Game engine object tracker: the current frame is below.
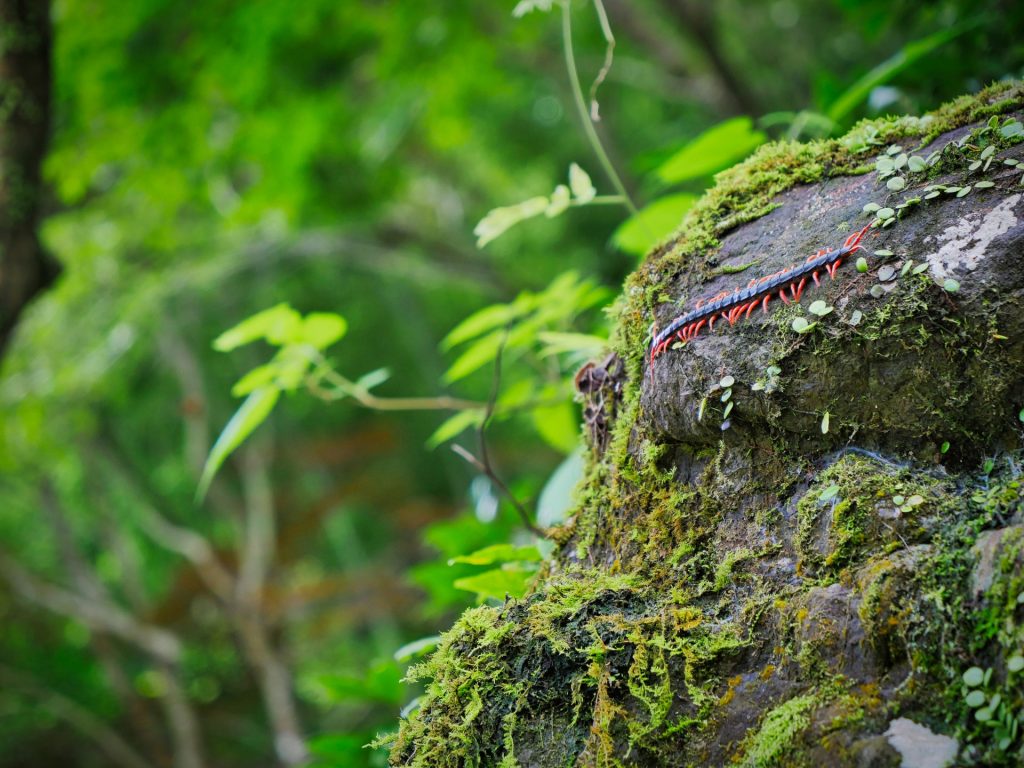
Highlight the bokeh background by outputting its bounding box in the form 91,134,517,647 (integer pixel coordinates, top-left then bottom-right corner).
1,1,1021,766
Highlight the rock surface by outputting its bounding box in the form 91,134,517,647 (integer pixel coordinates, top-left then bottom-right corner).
390,83,1024,768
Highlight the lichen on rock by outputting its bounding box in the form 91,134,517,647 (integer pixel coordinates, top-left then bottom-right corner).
389,82,1024,767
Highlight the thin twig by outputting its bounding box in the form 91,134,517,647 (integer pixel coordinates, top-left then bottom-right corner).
308,357,483,411
561,0,638,214
588,0,616,121
451,445,545,538
450,332,546,538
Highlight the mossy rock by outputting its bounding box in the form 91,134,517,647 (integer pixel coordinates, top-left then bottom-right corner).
389,83,1024,767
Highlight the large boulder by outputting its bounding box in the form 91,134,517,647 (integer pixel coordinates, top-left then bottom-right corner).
390,82,1024,768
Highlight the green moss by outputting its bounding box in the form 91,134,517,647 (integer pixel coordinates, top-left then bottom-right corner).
739,693,818,768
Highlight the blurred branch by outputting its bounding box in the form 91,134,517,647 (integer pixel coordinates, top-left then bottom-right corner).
237,441,276,607
91,441,235,601
234,616,309,767
308,354,483,411
158,325,211,477
156,661,206,768
0,551,181,663
40,481,168,758
656,0,761,115
0,666,150,768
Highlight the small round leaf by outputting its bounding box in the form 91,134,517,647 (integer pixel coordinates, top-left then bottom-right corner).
963,667,985,687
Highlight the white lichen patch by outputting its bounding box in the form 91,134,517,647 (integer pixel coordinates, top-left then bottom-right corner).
923,193,1021,280
884,717,958,768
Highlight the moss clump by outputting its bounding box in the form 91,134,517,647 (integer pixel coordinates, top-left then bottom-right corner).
796,454,948,579
738,692,819,767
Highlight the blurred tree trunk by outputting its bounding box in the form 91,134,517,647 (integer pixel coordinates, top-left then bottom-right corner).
0,0,58,359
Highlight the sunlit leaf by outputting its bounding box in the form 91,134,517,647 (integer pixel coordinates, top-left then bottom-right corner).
427,408,485,448
393,635,442,662
546,184,570,217
197,386,280,501
656,117,766,184
532,399,579,454
474,196,549,247
453,566,535,601
355,367,391,391
298,312,347,350
537,331,607,358
568,163,596,203
213,303,300,351
231,363,280,397
537,448,585,527
442,301,526,350
512,0,555,17
613,194,698,256
448,544,542,566
443,330,505,383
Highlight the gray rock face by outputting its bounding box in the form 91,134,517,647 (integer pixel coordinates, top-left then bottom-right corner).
642,126,1024,464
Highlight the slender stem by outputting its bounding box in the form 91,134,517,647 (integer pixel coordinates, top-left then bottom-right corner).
573,195,625,206
561,0,638,215
588,0,615,121
308,359,483,411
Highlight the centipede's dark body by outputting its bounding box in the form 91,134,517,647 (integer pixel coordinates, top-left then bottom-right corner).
648,224,871,375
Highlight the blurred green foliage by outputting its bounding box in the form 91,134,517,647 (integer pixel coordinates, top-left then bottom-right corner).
0,0,1021,766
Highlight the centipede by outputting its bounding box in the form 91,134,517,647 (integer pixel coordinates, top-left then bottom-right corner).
648,224,872,378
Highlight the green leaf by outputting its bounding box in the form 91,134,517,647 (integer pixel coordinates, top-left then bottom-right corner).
908,156,927,172
532,399,580,455
966,690,987,708
546,184,571,217
792,317,817,334
213,303,301,351
612,194,698,256
442,300,528,350
824,22,977,123
474,196,549,247
1008,655,1024,673
297,313,347,350
512,0,555,16
568,163,596,203
453,566,534,601
393,635,442,662
427,408,485,448
999,120,1024,139
197,386,280,501
232,363,280,397
942,278,960,293
656,117,766,183
444,330,506,382
821,411,830,434
963,666,985,687
808,300,832,317
449,544,543,566
537,331,607,359
355,367,391,391
819,484,840,502
886,177,906,191
537,448,585,527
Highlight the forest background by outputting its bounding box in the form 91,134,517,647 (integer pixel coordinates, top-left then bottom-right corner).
1,1,1021,766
